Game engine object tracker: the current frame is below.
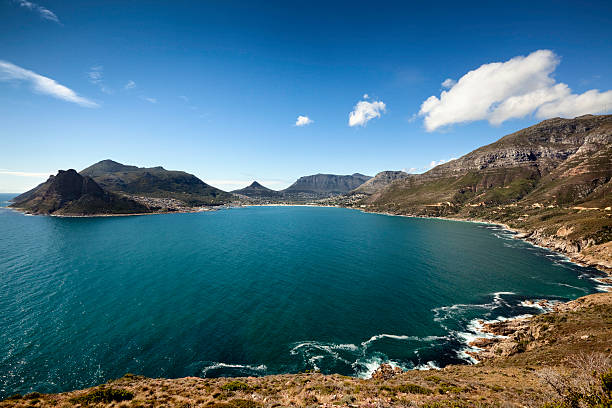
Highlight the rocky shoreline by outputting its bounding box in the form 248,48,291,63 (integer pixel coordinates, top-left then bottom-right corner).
2,292,610,407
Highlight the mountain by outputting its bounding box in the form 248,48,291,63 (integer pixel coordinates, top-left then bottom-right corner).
80,160,232,206
353,170,410,194
360,114,612,271
9,169,150,215
283,173,372,196
231,181,282,198
366,115,612,210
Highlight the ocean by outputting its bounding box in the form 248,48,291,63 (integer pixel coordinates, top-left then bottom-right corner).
0,193,608,397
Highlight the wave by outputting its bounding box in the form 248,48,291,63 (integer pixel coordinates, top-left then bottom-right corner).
589,277,612,293
201,362,267,377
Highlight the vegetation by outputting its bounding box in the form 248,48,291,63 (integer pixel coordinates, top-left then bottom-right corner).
68,387,134,404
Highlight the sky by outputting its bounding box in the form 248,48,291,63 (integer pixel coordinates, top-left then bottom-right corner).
1,0,611,193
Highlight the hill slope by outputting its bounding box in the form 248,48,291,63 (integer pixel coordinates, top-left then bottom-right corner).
359,114,612,270
9,169,150,215
80,160,232,206
353,170,410,194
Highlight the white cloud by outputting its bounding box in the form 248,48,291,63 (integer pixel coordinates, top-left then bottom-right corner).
428,157,458,169
441,78,456,88
419,50,612,131
124,80,136,90
348,98,386,127
0,60,98,107
295,115,313,126
142,97,157,104
0,170,53,177
536,89,612,118
363,93,369,99
14,0,60,24
87,66,112,94
178,95,189,102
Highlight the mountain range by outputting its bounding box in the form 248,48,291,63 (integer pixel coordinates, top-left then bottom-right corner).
8,114,611,271
80,160,232,206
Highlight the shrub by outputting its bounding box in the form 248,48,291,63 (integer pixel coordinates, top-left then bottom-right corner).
538,352,612,407
69,387,134,404
396,383,433,394
221,381,250,391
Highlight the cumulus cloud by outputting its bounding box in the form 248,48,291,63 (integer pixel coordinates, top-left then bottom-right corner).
124,80,136,90
0,60,98,107
419,50,612,131
536,89,612,118
348,98,386,127
295,115,313,126
14,0,60,24
441,78,456,88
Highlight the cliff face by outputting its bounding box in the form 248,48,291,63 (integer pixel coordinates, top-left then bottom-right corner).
10,169,150,215
368,115,611,209
81,160,232,206
283,173,371,196
353,170,410,194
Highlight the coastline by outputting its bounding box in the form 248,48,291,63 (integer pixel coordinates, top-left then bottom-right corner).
3,291,610,407
7,200,611,277
354,207,612,278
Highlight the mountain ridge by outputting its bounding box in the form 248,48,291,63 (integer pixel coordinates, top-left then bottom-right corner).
80,160,232,206
9,169,150,215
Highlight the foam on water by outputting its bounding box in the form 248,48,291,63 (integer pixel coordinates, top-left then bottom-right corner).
201,363,268,377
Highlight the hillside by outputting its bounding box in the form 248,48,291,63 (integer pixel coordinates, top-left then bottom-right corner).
81,160,232,206
9,169,150,216
231,181,282,199
282,173,371,198
2,292,610,407
355,115,612,271
353,170,410,194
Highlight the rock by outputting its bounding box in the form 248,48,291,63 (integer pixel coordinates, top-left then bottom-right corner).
371,364,402,380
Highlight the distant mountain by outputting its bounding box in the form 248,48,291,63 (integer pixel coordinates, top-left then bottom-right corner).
80,160,232,206
366,115,612,210
283,173,371,196
231,181,282,198
10,169,149,215
353,170,410,194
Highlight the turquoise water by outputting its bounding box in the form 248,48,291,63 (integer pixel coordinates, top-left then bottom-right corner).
0,193,608,397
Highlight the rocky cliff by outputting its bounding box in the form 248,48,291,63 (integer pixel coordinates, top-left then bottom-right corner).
283,173,371,197
353,170,410,194
10,169,150,216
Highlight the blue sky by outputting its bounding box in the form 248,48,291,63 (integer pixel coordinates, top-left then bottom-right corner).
1,0,611,193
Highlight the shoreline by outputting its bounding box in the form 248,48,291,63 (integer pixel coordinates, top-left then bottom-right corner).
354,207,612,277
